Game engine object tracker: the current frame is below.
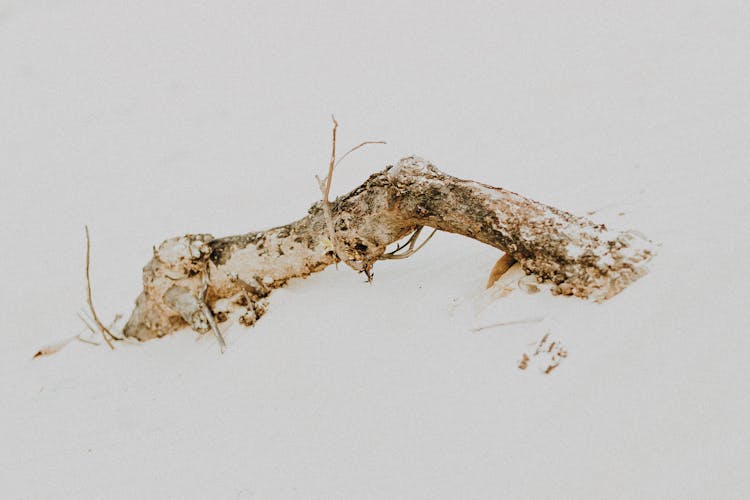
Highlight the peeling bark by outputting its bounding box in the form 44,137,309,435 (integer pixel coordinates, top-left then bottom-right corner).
123,157,654,342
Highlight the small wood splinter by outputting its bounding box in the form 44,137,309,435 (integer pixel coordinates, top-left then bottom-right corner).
199,276,227,353
486,253,517,289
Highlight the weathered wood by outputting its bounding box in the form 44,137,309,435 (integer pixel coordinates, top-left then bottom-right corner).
123,157,654,342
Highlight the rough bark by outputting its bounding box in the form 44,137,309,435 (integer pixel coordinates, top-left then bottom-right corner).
123,157,654,342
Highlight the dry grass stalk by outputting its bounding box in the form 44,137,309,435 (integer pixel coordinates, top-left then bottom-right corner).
84,226,119,349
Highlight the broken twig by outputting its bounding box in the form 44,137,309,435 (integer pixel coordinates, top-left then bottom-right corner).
84,226,119,349
315,116,386,274
199,275,227,353
470,318,544,332
380,226,438,260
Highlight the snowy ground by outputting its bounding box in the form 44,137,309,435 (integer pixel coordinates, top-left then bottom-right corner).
1,2,749,498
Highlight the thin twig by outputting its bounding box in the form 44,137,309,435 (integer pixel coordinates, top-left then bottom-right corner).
315,116,344,266
315,116,385,272
322,115,338,202
385,227,424,255
78,310,122,339
469,317,544,332
334,140,386,169
33,310,122,357
380,227,438,260
76,335,101,346
84,226,117,349
77,311,99,336
201,302,226,353
199,274,227,353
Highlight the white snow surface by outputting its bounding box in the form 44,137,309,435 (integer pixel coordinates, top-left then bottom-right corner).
1,2,749,499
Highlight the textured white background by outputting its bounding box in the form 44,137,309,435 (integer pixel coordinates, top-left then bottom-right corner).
1,1,749,498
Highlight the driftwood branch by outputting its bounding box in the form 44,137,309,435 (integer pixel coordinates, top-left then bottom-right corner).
123,157,654,342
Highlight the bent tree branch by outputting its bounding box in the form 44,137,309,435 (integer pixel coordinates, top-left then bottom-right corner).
123,157,654,342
